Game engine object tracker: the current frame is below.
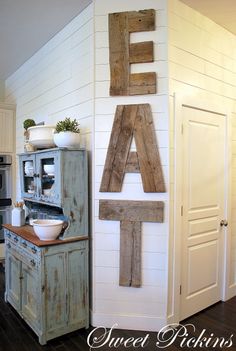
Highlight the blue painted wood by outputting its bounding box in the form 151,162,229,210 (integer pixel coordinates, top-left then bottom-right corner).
18,148,88,238
4,229,89,345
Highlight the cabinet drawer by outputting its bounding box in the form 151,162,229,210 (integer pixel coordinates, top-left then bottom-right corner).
5,238,40,270
20,239,40,257
5,230,40,258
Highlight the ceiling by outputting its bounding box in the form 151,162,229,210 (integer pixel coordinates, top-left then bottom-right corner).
0,0,236,81
180,0,236,35
0,0,91,80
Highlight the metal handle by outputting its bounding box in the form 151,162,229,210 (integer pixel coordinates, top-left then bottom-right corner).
220,219,228,227
31,247,37,254
7,243,11,249
14,236,19,243
22,241,27,248
30,259,36,267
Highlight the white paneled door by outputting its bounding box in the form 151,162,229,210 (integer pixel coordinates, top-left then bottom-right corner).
180,105,226,320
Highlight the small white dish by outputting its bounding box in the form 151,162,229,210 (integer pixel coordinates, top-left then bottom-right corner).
43,164,55,175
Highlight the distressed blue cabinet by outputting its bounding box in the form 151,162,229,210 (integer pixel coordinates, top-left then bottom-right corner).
19,148,88,238
4,228,89,345
5,148,89,344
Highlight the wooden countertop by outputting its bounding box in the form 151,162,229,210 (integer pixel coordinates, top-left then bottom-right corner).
3,224,89,247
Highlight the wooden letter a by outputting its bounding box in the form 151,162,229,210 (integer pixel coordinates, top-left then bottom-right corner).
100,104,165,193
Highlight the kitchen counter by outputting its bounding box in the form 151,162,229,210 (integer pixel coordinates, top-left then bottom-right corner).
3,224,88,247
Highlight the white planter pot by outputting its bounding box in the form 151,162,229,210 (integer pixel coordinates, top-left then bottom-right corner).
28,125,55,148
53,131,80,148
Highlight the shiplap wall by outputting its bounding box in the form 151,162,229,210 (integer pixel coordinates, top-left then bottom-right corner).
92,0,169,330
4,4,94,201
168,0,236,314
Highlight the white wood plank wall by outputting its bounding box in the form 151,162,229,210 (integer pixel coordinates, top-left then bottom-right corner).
4,4,94,201
168,0,236,310
92,0,169,331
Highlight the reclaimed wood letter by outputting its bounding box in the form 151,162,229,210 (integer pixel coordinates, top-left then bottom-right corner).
100,104,166,193
99,200,164,287
109,9,156,95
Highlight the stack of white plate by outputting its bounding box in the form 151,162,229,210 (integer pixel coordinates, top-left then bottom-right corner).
24,161,34,176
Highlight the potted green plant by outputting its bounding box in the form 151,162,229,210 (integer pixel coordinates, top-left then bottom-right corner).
23,119,36,151
23,119,36,139
53,117,80,148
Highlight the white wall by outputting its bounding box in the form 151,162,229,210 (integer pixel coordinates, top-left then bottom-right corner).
0,80,5,101
5,4,94,200
92,0,170,331
4,0,171,332
168,0,236,317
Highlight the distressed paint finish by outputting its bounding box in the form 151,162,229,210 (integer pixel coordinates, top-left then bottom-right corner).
21,263,41,332
19,148,88,238
99,200,164,287
4,229,89,345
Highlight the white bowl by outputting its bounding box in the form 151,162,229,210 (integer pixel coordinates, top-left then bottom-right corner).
28,125,56,148
43,164,55,175
53,131,80,148
32,219,63,241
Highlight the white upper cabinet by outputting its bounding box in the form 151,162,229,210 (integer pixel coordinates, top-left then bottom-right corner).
0,105,15,153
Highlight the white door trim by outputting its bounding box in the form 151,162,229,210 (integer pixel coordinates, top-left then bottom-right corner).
170,93,232,324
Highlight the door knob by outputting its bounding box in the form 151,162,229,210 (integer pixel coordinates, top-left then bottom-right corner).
220,219,228,227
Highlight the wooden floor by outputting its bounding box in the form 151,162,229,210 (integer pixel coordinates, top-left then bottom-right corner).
0,264,235,351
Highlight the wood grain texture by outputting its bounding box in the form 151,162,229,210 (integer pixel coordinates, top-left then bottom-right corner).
109,12,129,96
134,104,166,192
99,104,165,193
119,220,141,287
127,9,155,32
109,9,156,96
129,72,156,95
99,199,164,288
3,224,88,247
99,105,138,192
125,152,140,173
129,41,154,63
99,200,164,222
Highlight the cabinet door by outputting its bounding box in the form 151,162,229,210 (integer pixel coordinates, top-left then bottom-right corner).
36,151,61,206
0,109,14,153
19,154,37,199
68,247,88,327
21,263,41,331
45,252,67,333
5,250,21,311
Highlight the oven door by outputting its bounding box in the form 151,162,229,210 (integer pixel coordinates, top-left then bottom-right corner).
0,206,11,242
0,166,11,199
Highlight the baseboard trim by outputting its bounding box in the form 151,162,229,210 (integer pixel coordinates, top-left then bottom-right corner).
90,312,167,332
227,283,236,300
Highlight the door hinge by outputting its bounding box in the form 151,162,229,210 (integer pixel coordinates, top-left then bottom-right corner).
180,285,182,295
181,206,183,216
181,124,184,134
